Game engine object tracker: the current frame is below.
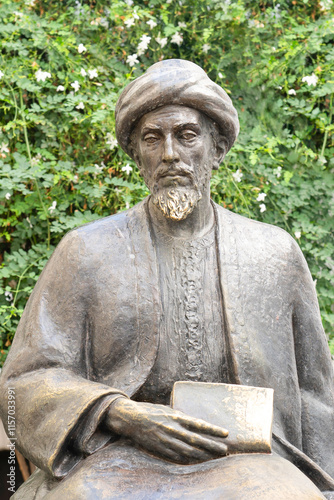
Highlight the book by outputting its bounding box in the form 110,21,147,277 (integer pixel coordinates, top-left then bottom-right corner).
171,381,274,454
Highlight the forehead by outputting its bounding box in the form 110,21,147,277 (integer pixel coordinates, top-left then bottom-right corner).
137,105,205,131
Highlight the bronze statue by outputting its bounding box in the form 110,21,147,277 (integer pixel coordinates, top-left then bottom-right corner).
0,59,333,499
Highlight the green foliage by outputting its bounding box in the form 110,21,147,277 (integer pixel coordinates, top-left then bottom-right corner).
0,0,333,364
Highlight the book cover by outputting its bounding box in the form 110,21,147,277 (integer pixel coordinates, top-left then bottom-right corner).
171,381,274,454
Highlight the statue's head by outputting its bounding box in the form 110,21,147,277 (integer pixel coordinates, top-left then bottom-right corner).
115,59,239,221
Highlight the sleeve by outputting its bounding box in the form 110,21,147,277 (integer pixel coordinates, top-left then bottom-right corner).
0,230,128,478
291,240,334,479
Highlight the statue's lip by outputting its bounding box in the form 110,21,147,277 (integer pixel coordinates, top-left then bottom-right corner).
158,172,190,179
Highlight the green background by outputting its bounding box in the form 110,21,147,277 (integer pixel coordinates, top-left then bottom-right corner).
0,0,333,365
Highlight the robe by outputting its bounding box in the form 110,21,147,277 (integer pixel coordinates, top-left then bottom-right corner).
0,197,333,497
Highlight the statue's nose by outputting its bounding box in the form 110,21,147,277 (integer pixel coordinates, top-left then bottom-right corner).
162,135,180,163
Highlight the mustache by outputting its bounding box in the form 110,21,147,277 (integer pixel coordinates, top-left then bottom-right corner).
154,164,194,181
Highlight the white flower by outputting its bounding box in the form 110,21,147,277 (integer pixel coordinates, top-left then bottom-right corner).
218,72,223,78
48,201,57,213
288,89,296,95
31,153,42,165
259,203,266,213
94,163,104,172
13,11,23,17
74,0,84,17
26,217,33,228
137,44,147,55
147,19,157,29
140,35,152,44
122,163,133,175
5,192,11,200
256,192,267,202
99,17,109,28
88,69,98,79
126,54,139,67
137,34,151,55
124,18,135,28
76,102,84,110
35,69,51,82
0,142,10,153
125,201,130,209
178,22,187,28
272,47,276,51
5,291,13,302
232,169,243,183
133,11,139,20
56,85,65,91
0,70,4,79
71,81,80,92
106,133,118,149
202,43,211,53
78,43,87,53
249,19,264,28
73,174,79,183
294,231,301,239
80,68,87,77
274,166,282,178
125,0,133,4
155,36,168,48
171,32,183,46
320,0,333,11
302,73,318,86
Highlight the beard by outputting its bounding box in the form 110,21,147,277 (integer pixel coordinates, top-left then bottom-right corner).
141,161,211,221
151,184,202,221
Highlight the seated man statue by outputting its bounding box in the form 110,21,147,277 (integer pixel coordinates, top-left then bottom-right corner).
1,59,334,499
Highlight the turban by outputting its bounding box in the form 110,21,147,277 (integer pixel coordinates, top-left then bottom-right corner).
115,59,239,159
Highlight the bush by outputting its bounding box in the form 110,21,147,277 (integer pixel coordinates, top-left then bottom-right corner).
0,0,333,365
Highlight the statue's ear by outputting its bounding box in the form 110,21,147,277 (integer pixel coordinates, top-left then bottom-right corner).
212,136,228,170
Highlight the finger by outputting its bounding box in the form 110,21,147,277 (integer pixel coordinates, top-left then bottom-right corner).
159,422,228,453
144,440,194,464
173,430,228,456
156,435,214,464
154,445,184,463
175,415,229,438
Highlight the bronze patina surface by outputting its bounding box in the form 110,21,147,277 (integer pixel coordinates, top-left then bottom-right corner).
20,443,326,500
0,59,333,499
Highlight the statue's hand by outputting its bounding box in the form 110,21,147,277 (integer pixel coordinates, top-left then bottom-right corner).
105,397,228,464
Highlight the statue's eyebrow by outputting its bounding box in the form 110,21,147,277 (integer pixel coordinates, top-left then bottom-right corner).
173,122,201,133
140,122,201,138
141,125,162,136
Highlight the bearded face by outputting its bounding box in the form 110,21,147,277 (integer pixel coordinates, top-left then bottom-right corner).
147,161,211,221
132,105,221,221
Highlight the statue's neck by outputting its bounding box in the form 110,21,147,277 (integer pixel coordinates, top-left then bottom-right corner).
148,186,214,240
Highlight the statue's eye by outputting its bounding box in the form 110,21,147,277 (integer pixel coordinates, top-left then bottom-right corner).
179,131,197,141
144,134,159,144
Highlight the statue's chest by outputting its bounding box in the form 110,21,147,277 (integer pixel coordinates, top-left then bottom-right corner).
134,227,229,404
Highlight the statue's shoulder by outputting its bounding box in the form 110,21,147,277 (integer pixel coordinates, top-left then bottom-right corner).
57,199,148,254
214,202,299,258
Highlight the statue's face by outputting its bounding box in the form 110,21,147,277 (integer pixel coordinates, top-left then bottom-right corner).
133,105,217,221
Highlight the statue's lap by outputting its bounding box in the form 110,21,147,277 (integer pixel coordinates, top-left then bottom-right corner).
16,440,325,500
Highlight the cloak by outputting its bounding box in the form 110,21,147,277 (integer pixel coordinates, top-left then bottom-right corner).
0,198,333,495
